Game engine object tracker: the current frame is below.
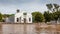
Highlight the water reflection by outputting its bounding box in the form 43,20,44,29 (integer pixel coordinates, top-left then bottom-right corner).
0,24,60,34
35,24,56,34
0,24,2,34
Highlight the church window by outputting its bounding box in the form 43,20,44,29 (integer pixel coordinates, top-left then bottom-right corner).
17,18,19,22
29,18,31,22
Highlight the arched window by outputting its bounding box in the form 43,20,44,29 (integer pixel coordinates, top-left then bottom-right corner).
29,18,31,22
17,18,19,22
23,13,27,15
24,18,26,23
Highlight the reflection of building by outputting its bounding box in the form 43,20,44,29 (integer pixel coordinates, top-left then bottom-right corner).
5,9,32,23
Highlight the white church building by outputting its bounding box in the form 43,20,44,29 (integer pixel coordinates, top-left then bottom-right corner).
5,9,32,23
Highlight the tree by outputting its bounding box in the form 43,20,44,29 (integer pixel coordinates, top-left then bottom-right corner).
46,4,60,23
32,12,44,23
1,14,14,22
46,4,53,11
53,11,60,23
44,11,53,23
0,13,2,22
2,14,14,18
46,4,60,12
53,4,60,11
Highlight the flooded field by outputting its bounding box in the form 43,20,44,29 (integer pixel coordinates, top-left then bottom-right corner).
0,23,60,34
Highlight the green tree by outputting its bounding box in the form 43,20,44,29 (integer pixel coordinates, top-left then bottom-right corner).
32,12,44,23
0,13,2,22
53,11,60,23
44,11,53,23
53,4,60,11
46,4,60,12
46,4,53,11
2,14,14,18
46,4,60,23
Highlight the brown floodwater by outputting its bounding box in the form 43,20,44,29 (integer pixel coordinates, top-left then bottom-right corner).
0,23,60,34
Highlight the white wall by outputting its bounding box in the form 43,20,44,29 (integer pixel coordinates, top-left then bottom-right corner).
14,11,32,23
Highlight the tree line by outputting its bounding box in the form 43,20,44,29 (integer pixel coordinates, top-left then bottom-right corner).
0,13,14,22
0,3,60,23
32,3,60,23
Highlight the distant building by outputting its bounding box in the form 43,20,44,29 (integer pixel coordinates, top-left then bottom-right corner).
5,9,32,23
50,18,60,24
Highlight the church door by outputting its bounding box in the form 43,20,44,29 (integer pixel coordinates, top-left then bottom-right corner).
24,18,26,23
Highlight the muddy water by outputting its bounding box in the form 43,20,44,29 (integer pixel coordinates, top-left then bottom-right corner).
0,24,60,34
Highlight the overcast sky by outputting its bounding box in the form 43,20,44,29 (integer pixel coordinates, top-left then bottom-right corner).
0,0,60,14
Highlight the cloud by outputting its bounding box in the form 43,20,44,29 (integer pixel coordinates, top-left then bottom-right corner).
0,0,60,14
